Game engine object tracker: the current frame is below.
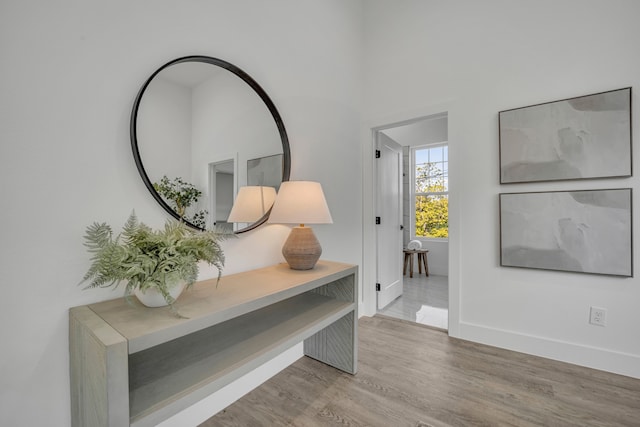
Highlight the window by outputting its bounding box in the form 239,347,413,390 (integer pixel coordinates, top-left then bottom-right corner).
412,143,448,239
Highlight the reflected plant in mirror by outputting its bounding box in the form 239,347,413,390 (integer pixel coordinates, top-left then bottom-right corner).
153,176,208,229
131,56,290,233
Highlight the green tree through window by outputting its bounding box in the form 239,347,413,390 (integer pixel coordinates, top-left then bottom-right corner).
413,144,448,238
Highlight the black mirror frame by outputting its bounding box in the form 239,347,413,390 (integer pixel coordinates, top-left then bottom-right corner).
130,56,291,233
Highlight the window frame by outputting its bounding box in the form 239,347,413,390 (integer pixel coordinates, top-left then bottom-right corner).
410,142,449,242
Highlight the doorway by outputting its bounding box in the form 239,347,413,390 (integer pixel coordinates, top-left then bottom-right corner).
374,113,449,330
209,159,235,232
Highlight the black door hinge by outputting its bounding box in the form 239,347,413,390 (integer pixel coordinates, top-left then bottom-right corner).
375,216,381,225
375,150,381,158
400,225,404,230
376,283,381,291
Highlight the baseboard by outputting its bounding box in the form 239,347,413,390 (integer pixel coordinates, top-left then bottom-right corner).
458,321,640,379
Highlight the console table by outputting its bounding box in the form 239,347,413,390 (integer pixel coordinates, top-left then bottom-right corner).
69,260,358,427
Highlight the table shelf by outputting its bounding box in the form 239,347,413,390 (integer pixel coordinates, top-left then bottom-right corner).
70,260,358,427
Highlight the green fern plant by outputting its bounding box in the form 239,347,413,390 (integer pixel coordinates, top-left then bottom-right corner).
80,211,232,311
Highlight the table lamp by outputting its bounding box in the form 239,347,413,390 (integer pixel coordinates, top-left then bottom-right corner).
228,186,277,223
267,181,333,270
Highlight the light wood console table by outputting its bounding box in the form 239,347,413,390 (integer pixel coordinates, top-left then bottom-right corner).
69,260,358,427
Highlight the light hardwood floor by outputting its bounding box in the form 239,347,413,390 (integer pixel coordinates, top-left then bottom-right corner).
202,316,640,426
378,275,448,329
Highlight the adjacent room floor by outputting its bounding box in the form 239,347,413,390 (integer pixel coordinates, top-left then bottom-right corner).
204,316,640,426
377,274,448,330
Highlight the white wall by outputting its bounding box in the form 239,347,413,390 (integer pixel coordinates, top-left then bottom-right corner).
363,0,640,378
137,76,192,183
0,1,363,426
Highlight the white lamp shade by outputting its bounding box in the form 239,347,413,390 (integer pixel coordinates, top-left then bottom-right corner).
268,181,333,225
227,186,277,223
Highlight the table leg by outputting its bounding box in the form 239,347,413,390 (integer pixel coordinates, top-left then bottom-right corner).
403,254,409,276
421,253,429,276
409,254,414,278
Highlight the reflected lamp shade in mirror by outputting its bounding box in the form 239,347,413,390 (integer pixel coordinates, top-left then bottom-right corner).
267,181,333,270
227,186,277,224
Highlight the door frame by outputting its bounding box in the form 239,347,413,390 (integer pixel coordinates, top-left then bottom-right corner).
361,102,460,338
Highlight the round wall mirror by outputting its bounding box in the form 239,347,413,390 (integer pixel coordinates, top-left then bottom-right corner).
131,56,290,233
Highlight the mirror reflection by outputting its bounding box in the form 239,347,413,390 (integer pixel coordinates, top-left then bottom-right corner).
131,56,290,233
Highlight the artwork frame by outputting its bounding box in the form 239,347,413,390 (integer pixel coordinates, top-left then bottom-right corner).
499,87,632,184
499,188,633,277
247,153,284,190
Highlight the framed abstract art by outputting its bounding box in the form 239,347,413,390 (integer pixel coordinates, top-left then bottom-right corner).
500,188,632,277
499,87,631,184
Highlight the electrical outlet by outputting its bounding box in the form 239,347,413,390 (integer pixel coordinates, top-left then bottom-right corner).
589,307,607,326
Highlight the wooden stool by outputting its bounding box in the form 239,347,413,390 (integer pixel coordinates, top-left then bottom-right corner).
403,249,429,278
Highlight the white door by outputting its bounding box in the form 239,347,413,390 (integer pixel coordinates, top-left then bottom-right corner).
376,132,404,310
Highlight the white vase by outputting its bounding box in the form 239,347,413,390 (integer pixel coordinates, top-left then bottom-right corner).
134,280,187,308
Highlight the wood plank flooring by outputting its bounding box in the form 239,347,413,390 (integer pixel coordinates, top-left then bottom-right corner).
201,316,640,427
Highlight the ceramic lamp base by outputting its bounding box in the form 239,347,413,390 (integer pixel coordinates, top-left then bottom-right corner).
282,226,322,270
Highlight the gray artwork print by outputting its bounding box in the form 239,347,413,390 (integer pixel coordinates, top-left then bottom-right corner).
499,88,631,183
500,189,632,276
248,153,283,189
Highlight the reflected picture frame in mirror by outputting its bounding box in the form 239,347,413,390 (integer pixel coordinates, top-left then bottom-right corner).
130,56,290,233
